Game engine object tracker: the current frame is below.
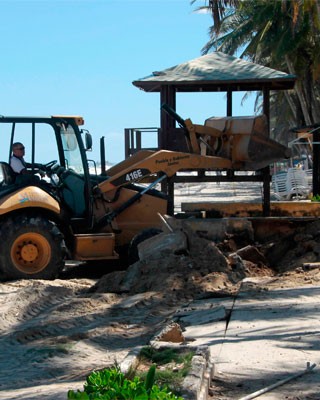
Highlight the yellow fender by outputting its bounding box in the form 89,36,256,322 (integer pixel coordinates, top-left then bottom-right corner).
0,186,60,215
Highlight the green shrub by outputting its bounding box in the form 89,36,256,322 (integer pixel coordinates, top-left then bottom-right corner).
67,365,183,400
139,346,194,368
137,346,195,396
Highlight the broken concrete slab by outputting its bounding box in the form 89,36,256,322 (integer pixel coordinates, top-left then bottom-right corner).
160,214,254,243
181,350,212,400
153,322,185,343
138,231,188,261
174,281,320,398
232,244,267,265
178,305,227,326
214,284,320,399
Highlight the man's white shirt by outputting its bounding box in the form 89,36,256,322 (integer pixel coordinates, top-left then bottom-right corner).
10,156,26,174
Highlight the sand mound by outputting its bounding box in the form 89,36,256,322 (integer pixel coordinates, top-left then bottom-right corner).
91,227,272,298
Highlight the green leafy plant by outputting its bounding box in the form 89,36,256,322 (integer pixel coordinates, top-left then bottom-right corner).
137,346,195,395
145,364,156,394
139,346,193,366
67,364,183,400
311,194,320,202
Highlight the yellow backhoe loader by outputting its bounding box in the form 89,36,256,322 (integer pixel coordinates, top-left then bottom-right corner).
0,108,290,280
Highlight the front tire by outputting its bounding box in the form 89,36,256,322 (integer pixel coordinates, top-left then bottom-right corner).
0,214,66,280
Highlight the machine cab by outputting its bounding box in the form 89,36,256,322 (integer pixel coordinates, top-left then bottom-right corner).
0,115,93,228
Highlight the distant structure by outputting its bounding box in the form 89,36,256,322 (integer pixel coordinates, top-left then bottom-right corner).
132,52,296,215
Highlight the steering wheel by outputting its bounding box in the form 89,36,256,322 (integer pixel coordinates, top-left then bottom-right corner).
43,160,58,173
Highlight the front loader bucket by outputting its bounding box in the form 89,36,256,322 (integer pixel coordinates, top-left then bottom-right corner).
231,133,292,170
205,115,291,170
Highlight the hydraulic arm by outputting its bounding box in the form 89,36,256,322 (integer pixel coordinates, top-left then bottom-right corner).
96,105,291,195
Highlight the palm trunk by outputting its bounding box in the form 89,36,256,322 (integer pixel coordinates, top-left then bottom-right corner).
284,91,297,119
285,55,313,126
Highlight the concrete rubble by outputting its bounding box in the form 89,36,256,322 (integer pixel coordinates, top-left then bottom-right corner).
116,217,320,399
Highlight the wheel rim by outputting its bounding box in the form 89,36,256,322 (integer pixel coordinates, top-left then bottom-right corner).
11,233,51,274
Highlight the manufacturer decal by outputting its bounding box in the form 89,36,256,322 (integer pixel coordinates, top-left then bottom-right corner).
112,168,150,186
155,154,190,167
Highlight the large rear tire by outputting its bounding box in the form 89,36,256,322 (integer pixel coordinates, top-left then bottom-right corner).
0,214,66,280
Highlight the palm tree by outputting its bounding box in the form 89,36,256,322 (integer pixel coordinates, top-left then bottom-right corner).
193,0,320,131
191,0,240,35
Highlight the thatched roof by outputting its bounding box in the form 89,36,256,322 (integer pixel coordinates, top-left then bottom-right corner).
133,52,296,92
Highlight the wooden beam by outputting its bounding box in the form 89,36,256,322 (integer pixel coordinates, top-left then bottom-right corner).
227,90,232,116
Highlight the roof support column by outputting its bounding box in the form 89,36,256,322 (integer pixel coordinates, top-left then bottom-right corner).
160,85,176,215
263,88,270,124
226,90,233,180
227,89,232,116
160,85,176,150
313,129,320,196
262,88,271,216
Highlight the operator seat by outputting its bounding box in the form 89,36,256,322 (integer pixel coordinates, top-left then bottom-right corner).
0,162,16,186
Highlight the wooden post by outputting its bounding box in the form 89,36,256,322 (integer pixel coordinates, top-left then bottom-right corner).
227,89,232,117
226,89,234,179
262,88,271,216
313,129,320,196
160,85,176,215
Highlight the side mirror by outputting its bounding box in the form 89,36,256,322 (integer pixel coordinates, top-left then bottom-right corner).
85,132,93,151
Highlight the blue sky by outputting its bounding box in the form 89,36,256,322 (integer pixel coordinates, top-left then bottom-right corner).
0,0,255,164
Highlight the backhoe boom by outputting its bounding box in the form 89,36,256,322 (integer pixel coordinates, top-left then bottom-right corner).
96,150,232,194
